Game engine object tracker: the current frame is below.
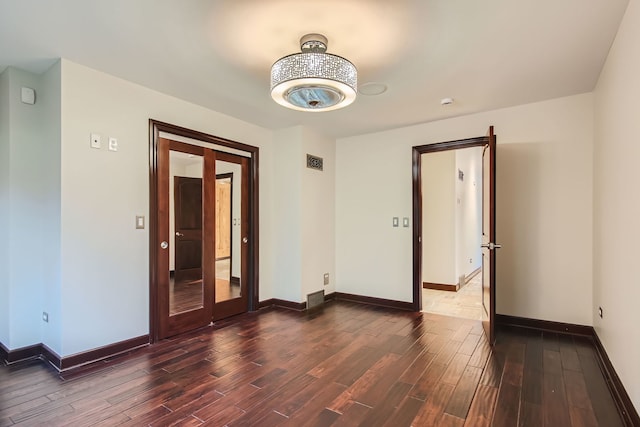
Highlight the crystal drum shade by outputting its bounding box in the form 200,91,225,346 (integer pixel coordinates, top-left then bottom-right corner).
270,37,357,112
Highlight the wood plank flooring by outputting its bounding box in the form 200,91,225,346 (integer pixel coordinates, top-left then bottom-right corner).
422,274,482,321
0,301,625,426
170,259,240,315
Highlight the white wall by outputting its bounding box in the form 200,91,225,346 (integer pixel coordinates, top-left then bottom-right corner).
0,65,61,351
272,127,303,302
58,59,275,356
271,126,336,302
300,127,336,299
39,61,62,353
0,68,10,346
7,67,45,349
455,147,483,279
337,93,594,325
422,150,457,285
593,0,639,411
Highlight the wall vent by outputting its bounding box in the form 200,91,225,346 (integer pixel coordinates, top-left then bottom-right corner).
307,154,323,171
307,290,325,309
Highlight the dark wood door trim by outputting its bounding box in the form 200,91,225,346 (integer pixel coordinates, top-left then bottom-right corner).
149,120,259,343
411,134,490,312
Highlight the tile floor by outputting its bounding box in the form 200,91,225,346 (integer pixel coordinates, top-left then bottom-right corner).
421,272,483,320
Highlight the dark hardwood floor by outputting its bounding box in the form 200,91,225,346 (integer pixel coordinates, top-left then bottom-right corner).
170,279,241,315
0,301,625,426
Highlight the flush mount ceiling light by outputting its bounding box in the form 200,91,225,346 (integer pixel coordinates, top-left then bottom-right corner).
271,34,357,112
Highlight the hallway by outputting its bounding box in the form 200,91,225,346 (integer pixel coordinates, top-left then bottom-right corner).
422,273,483,321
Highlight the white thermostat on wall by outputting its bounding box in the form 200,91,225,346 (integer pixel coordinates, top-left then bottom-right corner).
21,87,36,105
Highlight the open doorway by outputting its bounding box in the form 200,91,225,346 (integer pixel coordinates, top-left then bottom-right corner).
412,127,497,344
420,146,483,320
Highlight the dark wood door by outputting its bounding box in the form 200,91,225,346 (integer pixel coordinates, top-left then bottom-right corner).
481,126,498,345
156,138,214,339
212,152,249,321
155,138,252,338
174,176,203,283
150,120,259,343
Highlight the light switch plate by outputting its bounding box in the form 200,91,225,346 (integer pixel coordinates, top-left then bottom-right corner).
403,217,410,227
393,217,399,227
136,215,145,229
108,137,118,152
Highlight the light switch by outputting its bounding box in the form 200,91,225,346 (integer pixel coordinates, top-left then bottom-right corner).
393,217,399,227
136,215,145,229
403,217,410,227
108,137,118,152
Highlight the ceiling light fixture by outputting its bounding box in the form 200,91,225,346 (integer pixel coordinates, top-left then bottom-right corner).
271,34,357,112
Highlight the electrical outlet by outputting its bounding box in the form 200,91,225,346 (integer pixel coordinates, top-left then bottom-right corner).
42,312,49,323
598,307,603,318
323,273,329,286
90,133,101,149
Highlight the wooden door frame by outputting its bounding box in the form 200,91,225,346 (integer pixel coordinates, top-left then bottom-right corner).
411,135,489,312
149,120,259,343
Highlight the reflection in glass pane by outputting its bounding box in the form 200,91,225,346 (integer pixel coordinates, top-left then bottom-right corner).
169,150,204,316
215,160,242,303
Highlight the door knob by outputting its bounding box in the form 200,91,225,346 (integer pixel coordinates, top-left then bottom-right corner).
160,241,168,249
175,232,184,237
481,242,502,250
242,237,248,243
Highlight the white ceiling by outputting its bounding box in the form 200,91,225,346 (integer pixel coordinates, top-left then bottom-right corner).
0,0,629,139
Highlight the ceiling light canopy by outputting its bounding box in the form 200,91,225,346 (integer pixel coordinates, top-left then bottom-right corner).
271,34,357,112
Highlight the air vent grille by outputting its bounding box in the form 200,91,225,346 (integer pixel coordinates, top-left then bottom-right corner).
307,154,323,171
307,290,325,309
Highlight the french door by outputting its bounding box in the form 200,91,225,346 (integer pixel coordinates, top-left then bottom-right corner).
154,137,250,339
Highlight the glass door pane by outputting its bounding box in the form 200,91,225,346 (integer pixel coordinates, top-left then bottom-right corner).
169,150,204,315
214,160,242,303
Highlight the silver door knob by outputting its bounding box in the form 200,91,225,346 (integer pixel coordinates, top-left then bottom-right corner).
242,237,248,243
175,232,184,237
160,241,168,249
481,242,502,250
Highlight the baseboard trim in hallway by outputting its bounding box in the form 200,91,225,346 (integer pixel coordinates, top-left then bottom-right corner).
422,281,459,292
